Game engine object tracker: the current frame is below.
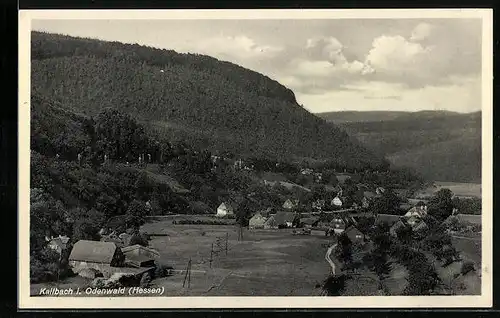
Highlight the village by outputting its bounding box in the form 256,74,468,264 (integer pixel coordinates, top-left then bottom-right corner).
32,155,482,297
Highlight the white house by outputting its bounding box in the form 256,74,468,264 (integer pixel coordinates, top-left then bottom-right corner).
216,202,234,217
331,196,343,207
404,205,428,218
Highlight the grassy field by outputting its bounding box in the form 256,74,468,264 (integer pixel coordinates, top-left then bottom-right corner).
141,221,334,296
415,182,481,199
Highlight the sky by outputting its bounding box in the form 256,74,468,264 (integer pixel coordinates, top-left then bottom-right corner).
32,18,483,114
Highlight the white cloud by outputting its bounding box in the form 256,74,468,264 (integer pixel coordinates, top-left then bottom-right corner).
365,35,435,81
194,35,284,60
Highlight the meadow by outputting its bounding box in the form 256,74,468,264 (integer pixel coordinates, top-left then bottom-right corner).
415,182,481,199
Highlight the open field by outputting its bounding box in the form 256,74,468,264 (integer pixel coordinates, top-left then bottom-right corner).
415,182,481,199
142,222,335,296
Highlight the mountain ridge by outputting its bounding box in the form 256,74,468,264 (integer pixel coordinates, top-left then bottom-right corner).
31,31,388,171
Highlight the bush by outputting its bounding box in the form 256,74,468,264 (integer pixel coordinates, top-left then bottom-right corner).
461,261,475,275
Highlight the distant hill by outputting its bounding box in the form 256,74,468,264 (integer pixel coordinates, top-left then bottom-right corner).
31,31,387,171
317,111,410,124
317,111,481,183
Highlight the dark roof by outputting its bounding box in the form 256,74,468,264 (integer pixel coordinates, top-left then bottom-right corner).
301,217,320,225
344,226,363,236
363,191,377,199
69,240,118,263
376,214,401,226
274,211,297,224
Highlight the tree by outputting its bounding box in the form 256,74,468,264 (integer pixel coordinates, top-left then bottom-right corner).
371,190,401,216
72,219,100,242
428,188,454,222
336,233,353,267
395,224,412,245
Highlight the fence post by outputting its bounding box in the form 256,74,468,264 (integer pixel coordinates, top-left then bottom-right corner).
210,242,213,268
182,259,190,288
225,232,228,255
187,258,192,288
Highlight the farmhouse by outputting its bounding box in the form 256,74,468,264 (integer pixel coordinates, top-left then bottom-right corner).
216,202,234,217
68,240,125,278
330,216,347,234
121,244,159,268
249,212,267,229
404,205,428,218
331,196,343,207
344,226,365,243
282,199,299,210
411,220,429,233
273,211,297,228
406,215,421,227
301,217,320,228
375,214,401,227
390,220,409,237
264,216,278,229
362,191,377,208
312,199,326,211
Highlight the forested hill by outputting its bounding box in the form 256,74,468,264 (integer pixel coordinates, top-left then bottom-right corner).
31,31,387,170
317,111,481,183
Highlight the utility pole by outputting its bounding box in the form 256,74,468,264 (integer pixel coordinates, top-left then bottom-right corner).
183,258,192,288
225,232,228,256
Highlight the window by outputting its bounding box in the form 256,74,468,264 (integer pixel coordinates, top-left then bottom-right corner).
356,235,362,239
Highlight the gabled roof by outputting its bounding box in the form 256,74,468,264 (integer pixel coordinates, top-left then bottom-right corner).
363,191,377,199
376,214,401,226
344,226,363,236
274,211,297,224
301,217,320,225
69,240,118,264
218,202,234,211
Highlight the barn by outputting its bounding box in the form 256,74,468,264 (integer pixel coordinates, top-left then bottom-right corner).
216,202,234,217
68,240,125,278
249,213,267,229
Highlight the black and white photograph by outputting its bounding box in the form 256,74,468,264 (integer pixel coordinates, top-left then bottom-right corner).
18,9,492,309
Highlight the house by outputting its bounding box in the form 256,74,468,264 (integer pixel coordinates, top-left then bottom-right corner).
330,216,347,234
301,168,313,175
121,245,159,268
406,215,421,227
273,211,297,228
390,220,409,237
404,205,428,218
47,235,70,254
68,240,125,278
331,196,343,207
312,199,326,211
375,214,401,227
264,215,278,229
362,191,377,208
249,213,267,229
376,187,386,195
412,220,429,233
282,199,299,210
216,202,235,217
344,226,365,243
301,217,320,228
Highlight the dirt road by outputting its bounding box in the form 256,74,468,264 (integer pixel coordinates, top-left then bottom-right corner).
325,244,338,275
